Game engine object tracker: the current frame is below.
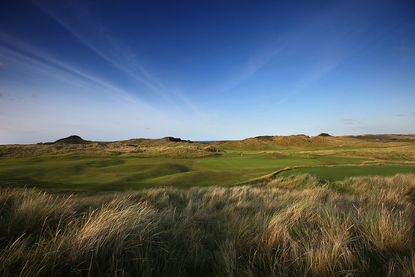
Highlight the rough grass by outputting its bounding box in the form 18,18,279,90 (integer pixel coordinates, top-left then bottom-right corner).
277,165,415,181
0,138,221,158
1,174,415,276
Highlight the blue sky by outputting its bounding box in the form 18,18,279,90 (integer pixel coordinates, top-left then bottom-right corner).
1,0,415,143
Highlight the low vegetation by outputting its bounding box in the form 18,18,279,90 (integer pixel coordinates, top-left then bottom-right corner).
1,174,415,276
0,136,219,158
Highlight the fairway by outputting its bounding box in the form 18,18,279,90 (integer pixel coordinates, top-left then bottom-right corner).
0,152,332,191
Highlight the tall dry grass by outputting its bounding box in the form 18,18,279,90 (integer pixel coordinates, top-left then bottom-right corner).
1,174,415,276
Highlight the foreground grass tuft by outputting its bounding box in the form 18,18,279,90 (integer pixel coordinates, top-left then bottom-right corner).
1,174,415,276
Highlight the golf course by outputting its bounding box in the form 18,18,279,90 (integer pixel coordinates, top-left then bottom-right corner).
2,135,415,276
1,134,415,192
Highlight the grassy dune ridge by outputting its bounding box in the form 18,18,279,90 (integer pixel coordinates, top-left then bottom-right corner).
1,174,415,276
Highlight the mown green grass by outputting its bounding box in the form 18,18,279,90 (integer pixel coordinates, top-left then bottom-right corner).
0,151,365,191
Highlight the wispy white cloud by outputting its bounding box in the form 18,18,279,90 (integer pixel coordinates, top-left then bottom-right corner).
32,0,165,96
219,41,286,93
30,0,206,118
0,41,152,109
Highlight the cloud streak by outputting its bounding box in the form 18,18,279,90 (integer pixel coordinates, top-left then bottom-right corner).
31,0,208,118
0,35,162,114
32,0,170,99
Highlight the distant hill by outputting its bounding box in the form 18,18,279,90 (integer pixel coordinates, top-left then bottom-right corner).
54,135,91,144
350,134,415,142
215,134,363,150
0,135,218,158
162,137,193,143
1,134,415,158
